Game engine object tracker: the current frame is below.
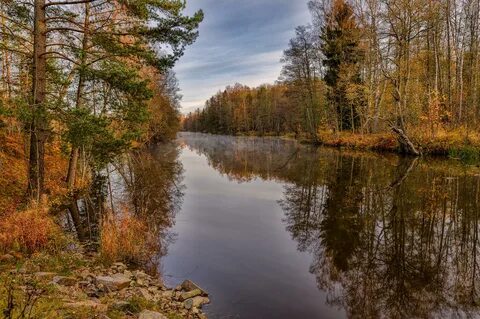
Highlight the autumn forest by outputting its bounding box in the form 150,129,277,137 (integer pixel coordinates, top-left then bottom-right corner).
183,0,480,158
2,0,480,318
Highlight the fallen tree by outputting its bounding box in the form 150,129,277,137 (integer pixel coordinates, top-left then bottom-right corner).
391,126,421,156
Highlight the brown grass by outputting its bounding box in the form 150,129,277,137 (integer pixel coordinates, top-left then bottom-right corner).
318,126,480,157
100,211,160,266
0,201,62,254
318,131,398,152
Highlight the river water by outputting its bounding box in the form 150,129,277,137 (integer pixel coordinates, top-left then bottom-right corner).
154,132,480,319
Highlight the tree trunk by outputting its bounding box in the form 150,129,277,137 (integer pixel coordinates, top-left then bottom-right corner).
28,0,48,200
392,126,421,156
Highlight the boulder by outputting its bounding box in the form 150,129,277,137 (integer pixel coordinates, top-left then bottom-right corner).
184,296,210,310
180,289,202,301
96,274,131,291
181,280,208,296
138,310,167,319
191,296,210,308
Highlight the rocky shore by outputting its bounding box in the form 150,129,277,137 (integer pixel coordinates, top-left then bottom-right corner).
1,253,210,319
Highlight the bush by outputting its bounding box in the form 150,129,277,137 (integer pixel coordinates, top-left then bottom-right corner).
0,201,63,255
100,211,159,267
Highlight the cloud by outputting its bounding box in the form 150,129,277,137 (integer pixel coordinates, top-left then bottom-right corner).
174,0,312,114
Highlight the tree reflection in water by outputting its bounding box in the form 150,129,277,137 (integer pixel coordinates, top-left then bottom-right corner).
112,144,185,258
179,133,480,319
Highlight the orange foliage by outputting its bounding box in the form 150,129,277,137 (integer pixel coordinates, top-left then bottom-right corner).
0,201,62,254
100,210,160,266
318,131,398,152
0,133,28,212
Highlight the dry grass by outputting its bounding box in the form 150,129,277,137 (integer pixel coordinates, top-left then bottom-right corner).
0,200,63,255
100,210,160,267
318,126,480,160
318,130,398,152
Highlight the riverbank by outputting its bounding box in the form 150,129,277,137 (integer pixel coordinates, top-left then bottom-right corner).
0,131,208,318
224,127,480,162
0,249,209,319
317,128,480,161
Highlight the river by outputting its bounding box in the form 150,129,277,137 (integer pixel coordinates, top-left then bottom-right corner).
148,132,480,319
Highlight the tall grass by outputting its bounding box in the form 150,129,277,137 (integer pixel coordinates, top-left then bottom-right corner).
0,201,63,255
100,211,160,267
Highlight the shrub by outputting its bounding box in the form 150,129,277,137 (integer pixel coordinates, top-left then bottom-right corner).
0,201,63,255
100,211,160,267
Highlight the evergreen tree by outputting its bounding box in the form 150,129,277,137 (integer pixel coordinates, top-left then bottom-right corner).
320,0,365,132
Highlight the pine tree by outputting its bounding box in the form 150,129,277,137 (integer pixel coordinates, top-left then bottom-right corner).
320,0,365,132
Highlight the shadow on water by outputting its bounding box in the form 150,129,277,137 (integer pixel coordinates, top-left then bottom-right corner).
177,132,480,319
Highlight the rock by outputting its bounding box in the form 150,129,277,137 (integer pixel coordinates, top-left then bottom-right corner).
180,289,202,301
197,314,207,319
181,280,208,296
95,273,131,291
138,310,167,319
137,288,154,301
0,254,15,263
184,298,193,310
112,262,127,272
34,272,57,280
136,278,148,287
161,290,173,299
52,276,77,286
191,296,210,308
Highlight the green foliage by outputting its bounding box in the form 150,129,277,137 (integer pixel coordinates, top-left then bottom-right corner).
321,0,365,132
449,147,480,164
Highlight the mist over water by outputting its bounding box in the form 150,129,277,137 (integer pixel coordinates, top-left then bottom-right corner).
156,133,480,319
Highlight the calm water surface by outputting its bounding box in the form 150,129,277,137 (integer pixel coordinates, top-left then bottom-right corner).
156,133,480,319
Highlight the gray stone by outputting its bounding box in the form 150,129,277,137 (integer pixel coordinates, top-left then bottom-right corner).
180,289,202,301
191,296,210,308
161,290,173,299
96,273,131,291
52,276,77,286
184,298,193,310
181,280,208,296
138,310,167,319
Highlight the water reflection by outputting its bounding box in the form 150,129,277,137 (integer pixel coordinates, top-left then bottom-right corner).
111,144,185,257
177,132,480,318
65,143,184,262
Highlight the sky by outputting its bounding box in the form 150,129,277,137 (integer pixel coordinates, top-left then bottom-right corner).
173,0,312,114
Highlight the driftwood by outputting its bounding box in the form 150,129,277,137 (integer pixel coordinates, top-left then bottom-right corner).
391,127,421,156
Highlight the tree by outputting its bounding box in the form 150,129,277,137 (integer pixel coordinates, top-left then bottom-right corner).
1,0,203,199
281,26,322,141
320,0,365,132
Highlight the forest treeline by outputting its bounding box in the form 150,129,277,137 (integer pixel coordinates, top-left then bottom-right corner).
183,0,480,156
